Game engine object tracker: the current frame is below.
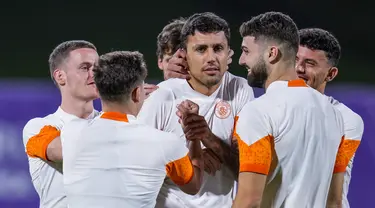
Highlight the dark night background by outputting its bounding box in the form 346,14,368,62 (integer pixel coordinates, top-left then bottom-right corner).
0,0,373,84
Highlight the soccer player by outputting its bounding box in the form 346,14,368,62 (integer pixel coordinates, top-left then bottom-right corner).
156,17,234,80
22,40,100,208
232,12,346,207
60,51,204,208
156,18,189,80
296,28,363,207
138,12,254,208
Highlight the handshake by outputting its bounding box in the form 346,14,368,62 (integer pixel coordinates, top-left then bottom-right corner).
176,99,223,176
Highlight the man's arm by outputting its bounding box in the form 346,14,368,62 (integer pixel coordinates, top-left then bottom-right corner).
201,131,239,179
23,119,63,172
231,104,274,207
327,172,345,208
176,100,239,178
232,135,273,208
166,140,204,195
327,135,361,208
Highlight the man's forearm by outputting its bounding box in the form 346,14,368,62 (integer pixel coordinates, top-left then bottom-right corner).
201,133,239,178
188,140,204,185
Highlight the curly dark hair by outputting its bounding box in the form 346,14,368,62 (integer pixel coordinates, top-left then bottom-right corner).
49,40,96,84
156,18,186,59
180,12,230,49
94,51,147,102
240,11,299,59
299,28,341,67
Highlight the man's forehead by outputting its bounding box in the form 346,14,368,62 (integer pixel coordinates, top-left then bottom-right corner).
298,46,327,61
242,36,257,46
68,48,98,61
188,31,227,45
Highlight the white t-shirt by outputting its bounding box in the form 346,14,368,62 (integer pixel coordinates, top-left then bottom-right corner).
137,72,255,208
235,80,345,207
22,107,98,208
61,112,193,208
328,96,364,208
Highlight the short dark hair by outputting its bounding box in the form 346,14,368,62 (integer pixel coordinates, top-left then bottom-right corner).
94,51,148,103
299,28,341,67
180,12,230,49
156,18,186,59
240,11,299,59
49,40,96,83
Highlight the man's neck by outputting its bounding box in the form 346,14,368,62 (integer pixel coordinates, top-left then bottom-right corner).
187,77,222,96
265,64,299,90
60,95,94,119
101,102,136,117
316,83,326,94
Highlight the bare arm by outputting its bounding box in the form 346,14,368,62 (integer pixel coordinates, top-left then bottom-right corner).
46,137,63,162
326,172,344,208
201,133,239,179
232,172,267,208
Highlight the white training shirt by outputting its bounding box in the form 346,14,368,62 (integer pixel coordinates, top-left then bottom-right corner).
235,80,345,207
328,96,364,208
22,107,98,208
137,72,255,208
61,112,194,208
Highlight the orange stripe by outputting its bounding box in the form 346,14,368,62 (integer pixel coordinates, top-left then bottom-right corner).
236,133,274,175
166,154,194,186
26,125,60,161
101,112,129,122
334,137,361,173
288,79,307,87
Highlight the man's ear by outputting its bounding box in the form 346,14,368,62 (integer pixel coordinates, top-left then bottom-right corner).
131,85,142,103
53,69,66,86
326,67,338,82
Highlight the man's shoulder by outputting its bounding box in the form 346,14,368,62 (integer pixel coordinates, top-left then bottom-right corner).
23,112,60,133
157,78,186,90
329,97,362,121
145,84,177,103
328,96,364,137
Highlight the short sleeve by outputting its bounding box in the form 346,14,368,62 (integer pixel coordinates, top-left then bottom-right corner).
343,110,364,142
332,105,363,173
137,88,175,130
22,118,60,160
23,118,51,148
161,133,192,186
234,103,274,175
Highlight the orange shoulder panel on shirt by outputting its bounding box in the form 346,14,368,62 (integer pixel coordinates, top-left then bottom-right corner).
236,132,274,175
26,125,60,161
334,137,361,173
288,79,307,87
166,154,194,186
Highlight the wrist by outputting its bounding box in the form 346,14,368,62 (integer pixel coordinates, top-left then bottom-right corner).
201,131,215,147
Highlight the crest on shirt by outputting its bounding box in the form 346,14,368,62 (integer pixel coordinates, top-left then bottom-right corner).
215,100,231,119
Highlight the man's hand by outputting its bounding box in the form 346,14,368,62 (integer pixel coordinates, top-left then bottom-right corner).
203,148,222,176
164,49,190,80
176,100,212,141
144,83,158,98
